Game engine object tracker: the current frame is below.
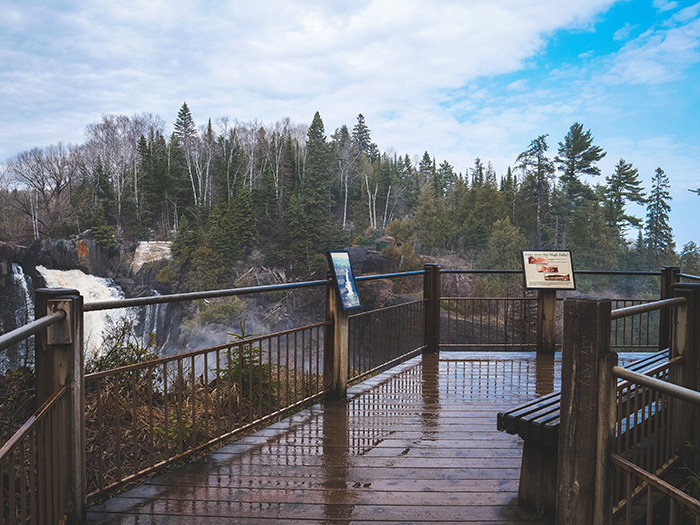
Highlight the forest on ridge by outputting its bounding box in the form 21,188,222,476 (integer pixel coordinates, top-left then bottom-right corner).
2,103,699,288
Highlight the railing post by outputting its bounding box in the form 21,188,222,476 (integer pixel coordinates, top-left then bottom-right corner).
324,276,348,399
660,266,681,350
537,289,557,354
423,264,441,354
35,288,86,524
671,283,700,461
556,297,616,525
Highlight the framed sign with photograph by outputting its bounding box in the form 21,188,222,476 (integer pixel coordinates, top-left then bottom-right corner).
521,250,576,290
327,250,362,311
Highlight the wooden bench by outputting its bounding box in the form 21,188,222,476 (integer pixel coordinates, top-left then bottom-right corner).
497,350,670,516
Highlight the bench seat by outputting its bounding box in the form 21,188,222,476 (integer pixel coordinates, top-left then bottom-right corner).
497,349,670,515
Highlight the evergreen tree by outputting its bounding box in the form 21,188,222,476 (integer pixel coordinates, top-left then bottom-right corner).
398,154,419,212
418,152,434,190
553,123,606,248
680,241,700,276
500,167,517,219
603,158,646,235
478,217,527,270
411,182,449,252
352,114,378,161
171,215,200,261
567,200,619,270
436,161,457,198
470,157,485,188
208,187,258,268
644,167,675,268
173,102,196,141
287,112,333,270
92,204,117,250
515,135,554,249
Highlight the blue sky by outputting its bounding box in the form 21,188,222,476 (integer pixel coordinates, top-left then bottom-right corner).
1,0,699,248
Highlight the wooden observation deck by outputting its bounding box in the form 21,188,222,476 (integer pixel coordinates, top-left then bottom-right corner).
85,351,569,524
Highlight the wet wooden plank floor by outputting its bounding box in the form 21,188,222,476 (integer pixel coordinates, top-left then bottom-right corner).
86,351,574,524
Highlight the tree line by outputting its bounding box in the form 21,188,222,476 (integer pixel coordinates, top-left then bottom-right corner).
2,103,699,284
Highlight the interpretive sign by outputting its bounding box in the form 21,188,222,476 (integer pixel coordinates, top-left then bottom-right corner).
327,250,362,311
521,250,576,290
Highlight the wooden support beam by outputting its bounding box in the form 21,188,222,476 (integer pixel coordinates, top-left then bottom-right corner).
324,277,349,399
659,266,680,350
35,288,86,524
556,297,616,525
423,264,441,354
537,289,557,354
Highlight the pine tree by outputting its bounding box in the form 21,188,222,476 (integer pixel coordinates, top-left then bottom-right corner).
470,158,485,188
418,152,434,190
287,112,333,269
553,123,606,248
680,241,700,276
352,114,377,160
411,182,449,252
644,167,675,268
603,158,646,235
173,102,196,141
515,135,554,249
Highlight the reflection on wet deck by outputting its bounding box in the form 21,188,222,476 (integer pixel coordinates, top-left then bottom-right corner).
87,351,650,524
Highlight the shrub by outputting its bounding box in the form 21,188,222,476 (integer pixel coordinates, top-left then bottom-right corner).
155,266,176,284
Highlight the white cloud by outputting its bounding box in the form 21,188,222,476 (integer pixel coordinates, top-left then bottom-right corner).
602,16,700,85
0,0,617,164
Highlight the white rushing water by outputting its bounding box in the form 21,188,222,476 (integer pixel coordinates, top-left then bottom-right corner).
12,263,34,326
36,266,131,356
10,264,35,362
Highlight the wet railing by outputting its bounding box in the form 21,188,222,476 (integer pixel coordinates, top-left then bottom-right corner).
556,283,700,524
84,322,329,497
609,295,700,523
81,270,427,499
0,309,70,525
439,269,665,351
0,264,690,523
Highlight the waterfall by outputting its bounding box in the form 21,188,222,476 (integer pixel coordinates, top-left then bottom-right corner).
9,264,34,366
37,266,133,357
12,264,34,327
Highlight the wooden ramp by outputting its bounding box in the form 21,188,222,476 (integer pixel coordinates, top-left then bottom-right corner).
86,352,562,524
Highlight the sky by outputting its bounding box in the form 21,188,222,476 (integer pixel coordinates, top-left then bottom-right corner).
2,0,700,248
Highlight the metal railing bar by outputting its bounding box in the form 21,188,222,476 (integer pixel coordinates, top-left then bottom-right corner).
348,298,425,318
85,320,330,380
440,269,521,274
440,269,661,276
615,355,681,391
611,297,686,320
87,386,331,501
0,386,67,460
441,296,534,301
612,366,700,406
84,279,328,311
611,453,700,515
0,310,65,353
356,270,425,281
349,347,424,384
440,343,538,348
680,273,700,282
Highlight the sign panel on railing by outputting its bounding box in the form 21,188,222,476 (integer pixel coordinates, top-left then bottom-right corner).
521,250,576,290
327,250,363,310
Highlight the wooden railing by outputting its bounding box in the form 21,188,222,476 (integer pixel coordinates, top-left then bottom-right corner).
0,290,82,524
439,267,668,352
0,264,685,523
555,283,700,524
0,268,429,522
